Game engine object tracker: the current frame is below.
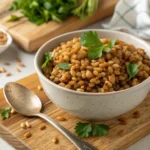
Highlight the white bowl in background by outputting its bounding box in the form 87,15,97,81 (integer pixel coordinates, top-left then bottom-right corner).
34,29,150,120
0,28,12,54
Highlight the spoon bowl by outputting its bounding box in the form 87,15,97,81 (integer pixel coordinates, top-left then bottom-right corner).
4,82,42,116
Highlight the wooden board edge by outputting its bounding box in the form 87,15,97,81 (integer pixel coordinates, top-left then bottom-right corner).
8,29,31,51
0,125,31,150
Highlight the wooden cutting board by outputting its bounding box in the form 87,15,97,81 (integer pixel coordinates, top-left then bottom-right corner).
0,0,119,52
0,73,150,150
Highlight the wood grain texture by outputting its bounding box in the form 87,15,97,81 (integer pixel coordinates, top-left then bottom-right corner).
0,0,119,52
0,73,150,150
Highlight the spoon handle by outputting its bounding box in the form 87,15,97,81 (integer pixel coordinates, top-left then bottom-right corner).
36,113,97,150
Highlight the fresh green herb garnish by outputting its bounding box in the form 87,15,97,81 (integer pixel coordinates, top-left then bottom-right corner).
80,31,117,59
41,52,52,69
80,31,102,47
75,122,92,138
75,122,109,138
88,45,105,59
0,107,11,120
7,15,24,22
127,63,139,80
92,124,109,136
103,39,118,52
72,0,99,19
57,62,70,70
9,0,99,25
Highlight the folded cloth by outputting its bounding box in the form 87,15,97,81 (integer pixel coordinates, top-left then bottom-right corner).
103,0,150,40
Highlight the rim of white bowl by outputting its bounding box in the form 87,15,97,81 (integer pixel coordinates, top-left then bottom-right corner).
0,28,12,48
34,29,150,96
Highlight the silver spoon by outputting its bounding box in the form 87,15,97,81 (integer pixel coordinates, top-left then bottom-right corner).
4,82,97,150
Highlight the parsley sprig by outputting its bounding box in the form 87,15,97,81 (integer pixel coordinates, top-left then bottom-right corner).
41,52,52,69
75,122,109,138
127,63,139,80
57,62,70,70
80,31,117,59
0,107,11,120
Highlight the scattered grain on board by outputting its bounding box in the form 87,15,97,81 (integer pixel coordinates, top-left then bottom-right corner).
133,110,140,118
52,137,58,144
37,85,43,91
118,117,128,125
56,116,66,121
6,72,11,77
11,109,15,114
118,129,125,136
25,121,31,128
20,122,26,129
24,132,32,138
39,124,46,130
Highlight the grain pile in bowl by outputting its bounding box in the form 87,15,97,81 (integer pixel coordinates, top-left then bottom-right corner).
42,31,150,93
0,31,7,45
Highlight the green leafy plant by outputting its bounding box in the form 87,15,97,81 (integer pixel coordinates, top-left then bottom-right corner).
9,0,78,25
57,62,70,70
9,0,100,25
127,63,139,80
7,15,24,22
41,52,52,69
80,31,117,59
0,107,11,120
75,122,109,138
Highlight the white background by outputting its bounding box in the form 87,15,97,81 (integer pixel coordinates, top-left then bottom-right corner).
0,13,150,150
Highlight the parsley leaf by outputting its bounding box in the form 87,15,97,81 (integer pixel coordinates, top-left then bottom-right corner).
57,62,70,70
127,63,139,80
80,31,102,47
75,122,92,138
92,124,109,136
44,2,52,10
103,39,117,52
41,52,52,69
75,122,110,138
80,31,117,59
0,107,11,120
88,45,105,59
7,15,23,22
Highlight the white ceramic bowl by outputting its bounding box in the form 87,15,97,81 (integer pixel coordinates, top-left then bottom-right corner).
34,29,150,120
0,28,12,54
